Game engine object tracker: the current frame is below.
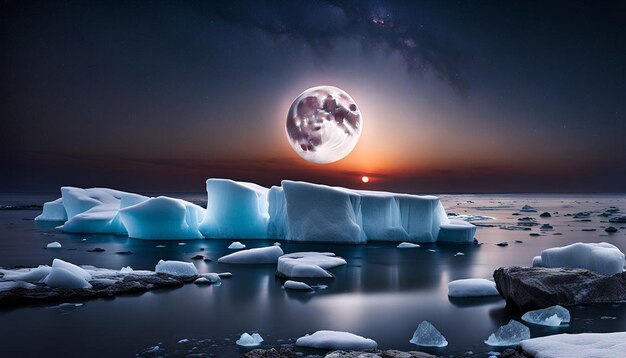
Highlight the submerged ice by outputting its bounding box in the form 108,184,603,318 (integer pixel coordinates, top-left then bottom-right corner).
36,179,476,243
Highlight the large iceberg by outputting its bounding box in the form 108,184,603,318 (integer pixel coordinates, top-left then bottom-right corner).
534,242,625,275
36,179,474,244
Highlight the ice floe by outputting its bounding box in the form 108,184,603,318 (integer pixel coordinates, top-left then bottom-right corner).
154,260,198,277
46,241,62,249
218,246,284,264
277,252,346,278
283,280,312,290
520,332,626,358
447,279,500,298
533,242,625,275
296,330,378,350
521,305,570,326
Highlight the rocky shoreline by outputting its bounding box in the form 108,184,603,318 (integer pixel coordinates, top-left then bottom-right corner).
240,346,529,358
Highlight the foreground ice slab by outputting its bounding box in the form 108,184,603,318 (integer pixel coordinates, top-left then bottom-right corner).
217,246,284,264
409,321,448,347
236,333,264,347
277,252,347,278
520,332,626,358
521,305,570,326
447,278,500,298
535,242,625,275
154,260,198,277
200,179,269,239
296,330,378,350
284,280,312,290
484,320,530,347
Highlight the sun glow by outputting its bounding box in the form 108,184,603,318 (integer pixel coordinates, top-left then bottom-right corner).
361,176,369,183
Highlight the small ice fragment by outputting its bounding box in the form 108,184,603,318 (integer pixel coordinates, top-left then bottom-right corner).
409,321,448,347
484,320,530,346
156,245,166,248
120,266,133,273
448,279,499,297
236,332,264,347
454,252,465,256
228,241,246,249
426,249,437,252
521,305,570,326
601,316,617,320
311,284,328,290
199,272,221,283
155,260,198,277
397,242,420,248
178,242,186,246
284,280,312,290
273,242,281,246
47,241,62,249
177,339,189,344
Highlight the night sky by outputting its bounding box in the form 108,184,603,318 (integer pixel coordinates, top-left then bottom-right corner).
1,0,625,194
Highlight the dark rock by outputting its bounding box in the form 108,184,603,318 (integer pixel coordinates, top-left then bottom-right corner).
605,226,618,233
500,348,532,358
0,273,189,307
88,248,105,252
515,240,523,243
539,212,551,218
529,233,541,237
609,216,626,223
241,347,436,358
241,347,298,358
493,266,626,312
540,224,553,230
116,251,132,255
582,228,596,232
203,258,212,262
496,242,509,246
191,255,204,260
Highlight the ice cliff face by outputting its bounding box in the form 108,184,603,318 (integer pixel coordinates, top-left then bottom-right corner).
36,179,476,243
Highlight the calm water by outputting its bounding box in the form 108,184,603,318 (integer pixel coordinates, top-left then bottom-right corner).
0,193,625,357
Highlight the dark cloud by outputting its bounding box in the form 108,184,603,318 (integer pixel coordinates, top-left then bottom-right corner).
208,0,469,95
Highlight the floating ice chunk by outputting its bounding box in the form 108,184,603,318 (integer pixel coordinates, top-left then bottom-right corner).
35,198,67,222
522,305,570,326
397,242,420,248
228,241,246,249
454,252,465,256
448,279,500,298
296,330,377,350
119,197,204,240
155,260,198,277
520,332,626,358
0,266,51,283
284,280,312,290
46,241,62,249
218,246,284,264
532,256,543,267
409,321,448,347
0,281,37,292
198,273,221,283
277,252,346,278
438,219,477,243
177,339,189,344
538,242,625,275
200,179,269,239
485,320,530,346
236,333,264,347
45,267,92,289
120,266,133,273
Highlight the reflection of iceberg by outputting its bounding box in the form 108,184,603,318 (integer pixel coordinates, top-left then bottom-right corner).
36,179,475,243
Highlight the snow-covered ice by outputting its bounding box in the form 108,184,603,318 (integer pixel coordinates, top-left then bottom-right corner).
0,265,52,283
409,321,448,347
277,252,346,278
46,241,62,249
44,266,92,289
284,280,312,290
520,332,626,358
217,246,284,264
447,279,500,298
484,320,530,347
236,333,264,347
0,281,37,292
154,260,198,277
296,330,378,350
397,242,420,248
535,242,625,275
521,305,570,326
120,266,134,273
200,179,269,239
228,241,246,249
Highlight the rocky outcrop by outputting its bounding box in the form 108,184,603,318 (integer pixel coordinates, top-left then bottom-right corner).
241,347,435,358
0,273,190,307
494,266,626,312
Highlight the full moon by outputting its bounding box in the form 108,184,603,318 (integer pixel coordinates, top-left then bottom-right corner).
286,86,362,164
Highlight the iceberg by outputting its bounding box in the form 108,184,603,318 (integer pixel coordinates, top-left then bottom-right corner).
228,241,246,249
521,305,570,326
536,242,625,275
296,330,377,350
409,321,448,347
284,280,312,290
485,320,530,347
447,279,500,298
154,260,198,277
217,246,284,264
36,179,474,244
277,252,347,278
46,241,62,249
236,333,264,347
200,179,269,239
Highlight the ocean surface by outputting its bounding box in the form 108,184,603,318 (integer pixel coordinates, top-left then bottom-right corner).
0,193,625,357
